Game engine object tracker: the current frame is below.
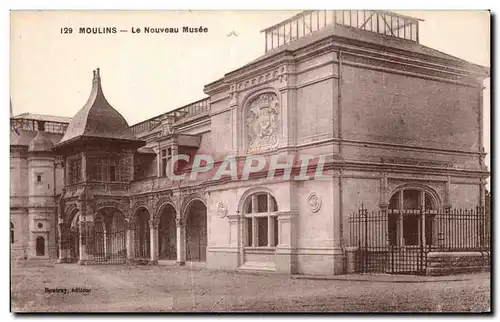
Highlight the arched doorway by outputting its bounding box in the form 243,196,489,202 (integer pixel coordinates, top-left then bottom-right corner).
158,204,177,260
93,207,127,264
69,211,80,262
134,207,151,259
36,236,45,256
388,188,437,247
185,200,207,262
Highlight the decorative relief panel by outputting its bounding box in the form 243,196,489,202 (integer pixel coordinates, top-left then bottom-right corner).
245,93,280,153
231,66,288,94
380,157,454,169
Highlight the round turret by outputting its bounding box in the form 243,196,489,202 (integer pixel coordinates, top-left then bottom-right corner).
28,130,54,152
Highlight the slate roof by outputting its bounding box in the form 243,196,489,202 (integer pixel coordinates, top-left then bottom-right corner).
56,68,140,147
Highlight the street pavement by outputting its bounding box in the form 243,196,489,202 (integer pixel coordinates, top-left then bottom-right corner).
10,259,491,312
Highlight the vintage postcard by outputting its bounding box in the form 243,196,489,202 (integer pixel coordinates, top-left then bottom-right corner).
10,10,491,313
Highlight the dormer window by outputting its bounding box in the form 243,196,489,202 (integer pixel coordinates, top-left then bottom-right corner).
161,148,171,177
69,159,82,184
87,157,120,182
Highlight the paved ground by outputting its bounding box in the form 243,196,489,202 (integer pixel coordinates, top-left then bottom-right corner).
11,259,491,313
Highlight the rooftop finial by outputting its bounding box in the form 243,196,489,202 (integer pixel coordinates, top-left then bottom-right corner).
92,68,101,84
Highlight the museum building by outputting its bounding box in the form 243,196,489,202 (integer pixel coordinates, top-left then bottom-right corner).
10,10,490,275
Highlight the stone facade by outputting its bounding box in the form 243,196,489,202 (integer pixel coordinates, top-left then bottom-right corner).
10,11,489,275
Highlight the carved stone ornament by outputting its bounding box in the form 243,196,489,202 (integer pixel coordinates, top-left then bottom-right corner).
161,115,175,136
216,201,228,218
245,93,280,153
307,193,322,213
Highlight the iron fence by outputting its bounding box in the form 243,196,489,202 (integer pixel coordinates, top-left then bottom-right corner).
348,206,490,274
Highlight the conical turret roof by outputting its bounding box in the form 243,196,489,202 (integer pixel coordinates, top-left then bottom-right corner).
56,68,140,148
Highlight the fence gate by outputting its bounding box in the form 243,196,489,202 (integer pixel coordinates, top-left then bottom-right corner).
349,207,429,275
93,219,127,264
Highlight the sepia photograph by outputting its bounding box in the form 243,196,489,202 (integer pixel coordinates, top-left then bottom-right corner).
9,8,491,313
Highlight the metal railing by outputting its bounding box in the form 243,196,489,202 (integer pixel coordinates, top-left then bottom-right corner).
262,10,421,52
348,206,490,274
11,118,69,134
130,98,210,135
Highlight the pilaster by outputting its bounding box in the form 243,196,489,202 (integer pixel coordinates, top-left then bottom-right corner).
227,213,242,267
275,211,298,274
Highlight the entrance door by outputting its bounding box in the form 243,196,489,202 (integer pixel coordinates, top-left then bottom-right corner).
159,205,177,260
36,236,45,256
134,208,151,259
387,188,437,274
185,200,207,262
93,209,127,264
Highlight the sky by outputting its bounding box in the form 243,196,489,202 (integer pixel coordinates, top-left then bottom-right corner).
10,10,490,171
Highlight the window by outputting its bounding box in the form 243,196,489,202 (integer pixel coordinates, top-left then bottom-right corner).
160,148,171,177
69,159,82,184
161,149,167,176
243,192,279,247
36,174,42,183
10,222,14,244
109,166,116,181
87,158,120,182
388,188,437,247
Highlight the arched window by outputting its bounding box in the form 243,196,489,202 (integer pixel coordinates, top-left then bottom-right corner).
388,187,438,247
10,222,14,244
242,192,279,247
389,189,437,211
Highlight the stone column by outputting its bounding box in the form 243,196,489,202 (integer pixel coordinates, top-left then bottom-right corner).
103,228,108,259
58,222,71,263
176,217,186,265
149,220,158,264
78,220,94,265
398,190,404,246
251,217,258,247
126,221,135,262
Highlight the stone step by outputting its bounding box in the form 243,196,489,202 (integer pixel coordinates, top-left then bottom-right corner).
239,261,276,272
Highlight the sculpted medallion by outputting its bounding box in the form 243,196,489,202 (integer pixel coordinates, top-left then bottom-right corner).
216,202,228,218
245,93,280,153
307,193,322,213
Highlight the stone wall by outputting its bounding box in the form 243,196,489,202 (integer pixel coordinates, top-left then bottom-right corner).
426,251,490,276
341,65,481,153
